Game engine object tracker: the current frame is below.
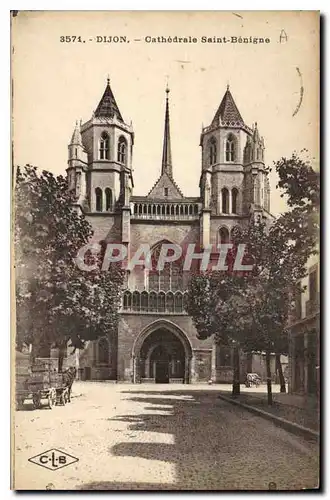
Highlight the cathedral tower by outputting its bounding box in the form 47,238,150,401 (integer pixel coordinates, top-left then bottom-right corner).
199,86,270,247
79,78,134,219
200,85,251,217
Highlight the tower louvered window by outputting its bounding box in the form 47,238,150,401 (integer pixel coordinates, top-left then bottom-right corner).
95,188,103,211
105,188,113,211
219,227,230,244
232,188,238,214
99,132,109,160
221,188,229,214
117,136,127,164
209,138,217,165
225,135,235,162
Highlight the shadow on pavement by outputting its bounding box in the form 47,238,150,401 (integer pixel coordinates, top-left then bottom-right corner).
79,390,244,490
77,388,319,491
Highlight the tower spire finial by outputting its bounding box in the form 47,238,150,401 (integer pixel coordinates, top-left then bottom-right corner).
166,76,170,96
227,81,230,91
107,74,110,85
161,85,172,177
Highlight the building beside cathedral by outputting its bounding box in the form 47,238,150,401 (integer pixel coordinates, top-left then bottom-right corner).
66,79,273,383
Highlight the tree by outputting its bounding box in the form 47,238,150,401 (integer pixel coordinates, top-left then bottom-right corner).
188,152,319,403
14,165,124,370
187,270,250,395
275,150,320,210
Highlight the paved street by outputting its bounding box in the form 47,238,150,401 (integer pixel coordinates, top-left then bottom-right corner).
13,383,319,490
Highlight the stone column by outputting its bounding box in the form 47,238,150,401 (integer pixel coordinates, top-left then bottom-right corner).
229,189,232,214
170,359,175,378
200,211,211,248
103,190,106,212
190,354,197,383
132,355,137,383
252,174,257,204
184,357,190,384
145,358,150,378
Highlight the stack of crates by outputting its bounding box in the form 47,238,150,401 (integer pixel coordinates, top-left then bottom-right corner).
27,359,63,392
15,353,30,394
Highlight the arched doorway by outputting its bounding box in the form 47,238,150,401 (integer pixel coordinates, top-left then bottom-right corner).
151,345,171,383
132,320,192,384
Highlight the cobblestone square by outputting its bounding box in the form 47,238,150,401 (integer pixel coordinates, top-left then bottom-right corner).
13,383,319,490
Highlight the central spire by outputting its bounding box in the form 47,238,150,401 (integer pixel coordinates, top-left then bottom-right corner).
161,85,173,177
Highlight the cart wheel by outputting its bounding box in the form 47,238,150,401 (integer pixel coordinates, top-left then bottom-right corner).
33,394,41,409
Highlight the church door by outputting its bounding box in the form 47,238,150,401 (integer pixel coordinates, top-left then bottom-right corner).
155,361,169,383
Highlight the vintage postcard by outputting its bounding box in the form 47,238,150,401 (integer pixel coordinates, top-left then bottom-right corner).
11,11,320,491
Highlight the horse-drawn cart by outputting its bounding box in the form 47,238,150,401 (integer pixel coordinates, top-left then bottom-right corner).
15,359,75,410
28,375,69,409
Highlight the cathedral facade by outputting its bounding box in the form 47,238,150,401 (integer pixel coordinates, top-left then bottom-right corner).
67,79,272,383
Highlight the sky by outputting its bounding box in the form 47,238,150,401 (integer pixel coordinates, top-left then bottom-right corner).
12,11,319,215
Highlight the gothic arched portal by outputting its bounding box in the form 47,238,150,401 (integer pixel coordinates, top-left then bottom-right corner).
132,320,193,384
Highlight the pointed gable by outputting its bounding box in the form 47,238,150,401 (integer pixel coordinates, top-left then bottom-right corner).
212,86,245,127
94,79,124,121
147,172,184,199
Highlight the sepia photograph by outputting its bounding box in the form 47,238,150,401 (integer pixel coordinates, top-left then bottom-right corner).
11,10,320,491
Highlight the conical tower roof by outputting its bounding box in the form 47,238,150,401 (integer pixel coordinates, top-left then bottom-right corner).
211,86,244,127
94,78,123,121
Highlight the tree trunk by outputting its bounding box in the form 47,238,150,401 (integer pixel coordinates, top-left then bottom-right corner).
58,344,66,372
30,343,37,365
232,345,240,396
276,353,286,393
265,350,273,405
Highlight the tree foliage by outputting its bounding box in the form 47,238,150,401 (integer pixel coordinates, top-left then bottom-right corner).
14,165,124,365
187,152,319,400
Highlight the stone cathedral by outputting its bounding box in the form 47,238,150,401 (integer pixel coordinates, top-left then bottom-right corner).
66,79,272,383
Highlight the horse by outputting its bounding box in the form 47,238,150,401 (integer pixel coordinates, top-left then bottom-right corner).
62,366,77,402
